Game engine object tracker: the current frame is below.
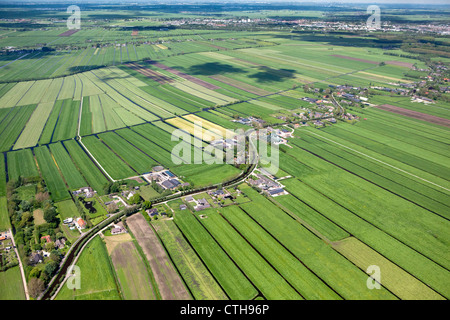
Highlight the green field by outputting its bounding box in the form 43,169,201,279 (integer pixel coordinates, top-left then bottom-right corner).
55,236,121,300
0,267,26,300
174,210,258,300
63,140,110,194
0,3,449,301
153,219,227,300
34,146,70,201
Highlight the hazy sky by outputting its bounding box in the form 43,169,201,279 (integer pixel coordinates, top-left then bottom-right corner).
1,0,449,5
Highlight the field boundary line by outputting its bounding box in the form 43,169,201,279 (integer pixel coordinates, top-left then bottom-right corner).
307,130,450,192
77,96,116,182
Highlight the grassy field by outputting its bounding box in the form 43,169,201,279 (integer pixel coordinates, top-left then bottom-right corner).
0,11,448,301
152,219,228,300
220,205,341,300
63,140,110,194
82,135,136,180
104,233,158,300
34,146,70,202
7,149,40,181
0,196,10,231
332,237,445,300
238,184,397,300
126,213,191,300
198,208,302,300
174,210,258,300
0,267,26,300
49,143,87,190
55,236,121,300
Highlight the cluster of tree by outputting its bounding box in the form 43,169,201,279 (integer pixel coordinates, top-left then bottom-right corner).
151,180,173,196
128,193,143,205
5,176,67,295
27,249,63,299
103,180,137,195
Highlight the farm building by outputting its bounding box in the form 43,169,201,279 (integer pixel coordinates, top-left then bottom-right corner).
30,252,43,264
194,198,211,211
76,218,87,229
266,188,287,197
111,225,126,235
41,235,52,243
161,179,181,190
146,208,159,217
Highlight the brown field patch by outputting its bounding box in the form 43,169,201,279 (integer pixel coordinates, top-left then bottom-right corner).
210,75,272,96
131,30,138,36
385,61,414,69
103,233,132,254
149,61,220,90
125,62,174,84
33,209,45,225
331,54,379,65
128,176,144,184
58,29,79,37
233,57,261,66
110,241,157,300
375,104,450,128
127,214,191,300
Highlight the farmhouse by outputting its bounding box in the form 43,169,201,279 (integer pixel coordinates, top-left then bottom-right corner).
194,198,211,211
63,217,73,224
76,218,87,230
146,208,159,217
30,252,43,264
41,235,51,243
111,225,126,235
144,167,185,190
54,239,65,249
73,187,96,198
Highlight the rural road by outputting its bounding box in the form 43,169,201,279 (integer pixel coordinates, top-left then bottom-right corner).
9,228,30,300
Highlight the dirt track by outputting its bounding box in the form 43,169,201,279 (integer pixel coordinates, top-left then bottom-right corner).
127,214,191,300
375,104,450,128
